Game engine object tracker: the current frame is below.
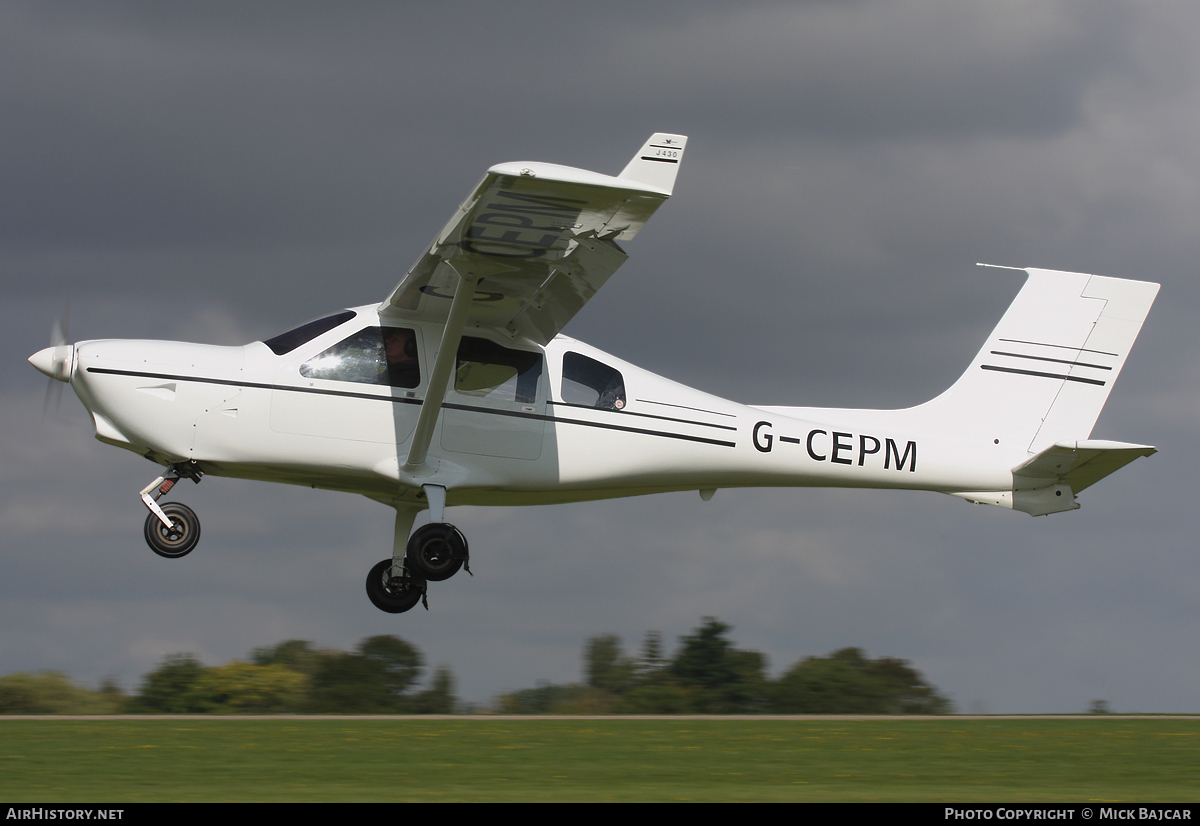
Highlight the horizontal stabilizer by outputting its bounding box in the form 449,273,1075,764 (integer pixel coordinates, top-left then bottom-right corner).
1014,440,1156,494
951,440,1155,516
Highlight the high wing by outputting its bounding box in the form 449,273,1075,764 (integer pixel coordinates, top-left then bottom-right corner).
380,133,687,344
381,133,687,468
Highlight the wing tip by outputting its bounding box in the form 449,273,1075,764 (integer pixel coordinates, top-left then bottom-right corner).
617,133,688,195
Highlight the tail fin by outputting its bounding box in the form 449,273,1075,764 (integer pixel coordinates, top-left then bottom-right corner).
917,267,1159,453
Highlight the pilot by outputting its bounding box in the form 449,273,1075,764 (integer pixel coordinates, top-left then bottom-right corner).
382,327,420,388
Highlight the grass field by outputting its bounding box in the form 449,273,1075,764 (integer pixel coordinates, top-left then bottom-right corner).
1,716,1197,802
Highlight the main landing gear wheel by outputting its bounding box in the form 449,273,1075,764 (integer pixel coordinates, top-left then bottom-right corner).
405,523,468,582
365,559,426,614
144,502,201,558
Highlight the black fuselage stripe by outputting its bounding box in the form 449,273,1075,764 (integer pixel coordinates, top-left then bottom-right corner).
639,156,679,163
441,400,735,446
87,367,421,405
980,364,1107,386
547,400,736,431
546,417,734,447
998,338,1118,357
634,398,738,418
86,367,737,448
989,350,1112,370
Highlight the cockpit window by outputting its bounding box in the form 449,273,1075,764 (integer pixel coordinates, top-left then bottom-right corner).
561,351,626,410
299,326,420,388
455,337,543,403
263,311,357,356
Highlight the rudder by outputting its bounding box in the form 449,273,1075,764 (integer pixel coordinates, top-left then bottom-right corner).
915,267,1159,453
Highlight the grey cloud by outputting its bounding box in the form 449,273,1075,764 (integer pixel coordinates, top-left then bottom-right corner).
3,1,1198,712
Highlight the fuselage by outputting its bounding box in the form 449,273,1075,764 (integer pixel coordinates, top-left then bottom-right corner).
64,304,1017,510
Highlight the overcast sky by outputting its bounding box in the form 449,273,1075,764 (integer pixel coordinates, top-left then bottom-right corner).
3,1,1199,712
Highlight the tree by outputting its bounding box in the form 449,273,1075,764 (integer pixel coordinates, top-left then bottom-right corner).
411,666,457,714
192,662,308,713
496,681,591,714
358,635,423,696
584,635,636,695
309,652,393,713
128,654,209,713
669,617,768,712
307,635,424,713
0,672,120,714
614,682,696,714
636,631,667,681
251,639,323,677
770,647,952,714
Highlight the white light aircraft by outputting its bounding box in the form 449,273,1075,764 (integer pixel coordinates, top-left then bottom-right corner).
29,134,1160,613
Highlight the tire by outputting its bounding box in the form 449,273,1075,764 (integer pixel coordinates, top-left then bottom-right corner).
365,559,425,614
144,503,201,559
405,523,468,582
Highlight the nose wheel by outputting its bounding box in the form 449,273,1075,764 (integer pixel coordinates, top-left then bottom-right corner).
138,463,204,559
144,502,201,558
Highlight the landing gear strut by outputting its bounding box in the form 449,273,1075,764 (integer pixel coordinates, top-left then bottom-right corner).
366,488,470,613
139,462,203,558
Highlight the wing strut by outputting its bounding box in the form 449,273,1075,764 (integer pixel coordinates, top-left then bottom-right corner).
404,263,479,469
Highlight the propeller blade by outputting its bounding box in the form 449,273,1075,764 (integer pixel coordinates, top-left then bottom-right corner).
42,374,64,416
39,299,72,416
50,299,68,347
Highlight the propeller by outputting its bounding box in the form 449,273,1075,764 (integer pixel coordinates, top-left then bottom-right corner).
29,300,73,414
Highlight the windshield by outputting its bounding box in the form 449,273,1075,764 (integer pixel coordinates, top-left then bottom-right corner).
263,311,357,356
299,326,420,388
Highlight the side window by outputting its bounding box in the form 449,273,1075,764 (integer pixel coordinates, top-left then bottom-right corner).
299,326,420,388
561,352,626,410
455,337,543,404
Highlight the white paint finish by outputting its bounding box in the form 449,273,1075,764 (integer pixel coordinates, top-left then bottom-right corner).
61,274,1157,517
617,133,688,195
1028,273,1162,453
442,404,545,461
30,134,1162,614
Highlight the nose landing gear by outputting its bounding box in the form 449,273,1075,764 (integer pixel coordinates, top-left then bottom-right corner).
144,502,201,558
138,462,203,558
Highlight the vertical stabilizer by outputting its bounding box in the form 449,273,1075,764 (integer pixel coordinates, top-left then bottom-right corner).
918,268,1159,453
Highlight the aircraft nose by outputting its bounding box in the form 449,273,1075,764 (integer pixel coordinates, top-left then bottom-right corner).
29,345,73,382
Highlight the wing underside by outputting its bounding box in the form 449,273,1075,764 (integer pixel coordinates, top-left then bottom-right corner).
381,133,687,346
